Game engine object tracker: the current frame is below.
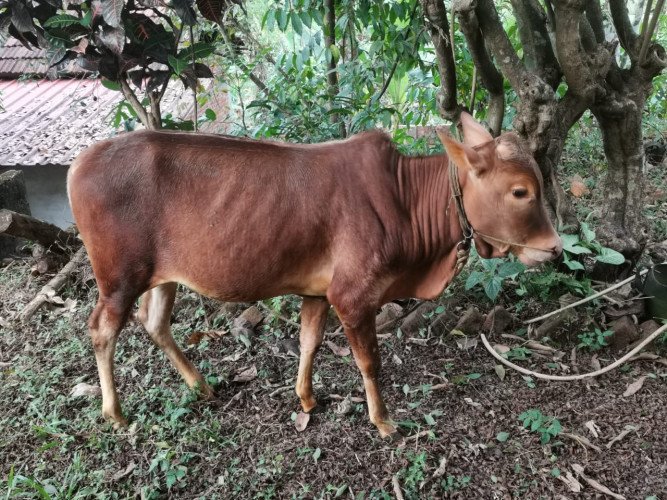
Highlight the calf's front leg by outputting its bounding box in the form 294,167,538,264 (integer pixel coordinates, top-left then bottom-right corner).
333,303,397,438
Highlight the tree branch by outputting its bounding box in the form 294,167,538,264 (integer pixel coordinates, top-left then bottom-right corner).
473,0,528,93
585,0,605,43
609,0,639,58
510,0,562,88
119,77,155,129
639,0,666,64
420,0,460,121
552,0,599,102
455,0,504,135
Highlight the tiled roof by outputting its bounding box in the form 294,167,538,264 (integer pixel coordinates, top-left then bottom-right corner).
0,38,86,78
0,78,225,167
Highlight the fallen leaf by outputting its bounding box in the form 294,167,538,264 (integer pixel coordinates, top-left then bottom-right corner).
222,351,243,362
335,395,353,415
606,424,638,449
562,432,602,453
111,462,136,481
432,457,447,478
493,344,510,354
590,355,601,371
494,364,506,381
0,361,11,369
463,397,481,408
557,470,582,493
571,464,625,499
295,411,310,432
456,337,478,350
584,420,600,439
325,340,351,357
392,354,403,365
187,330,227,345
70,383,101,397
623,375,647,397
570,176,590,197
233,365,257,383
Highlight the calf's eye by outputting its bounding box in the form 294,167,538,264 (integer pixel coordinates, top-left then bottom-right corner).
512,187,528,198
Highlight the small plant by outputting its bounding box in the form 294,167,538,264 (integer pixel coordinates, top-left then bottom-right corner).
519,409,562,444
560,222,625,270
506,346,532,360
515,265,593,301
577,328,613,351
400,451,427,493
441,474,471,492
465,252,525,301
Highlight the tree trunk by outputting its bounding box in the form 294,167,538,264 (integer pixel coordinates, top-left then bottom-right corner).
324,0,346,138
0,209,80,253
592,81,649,259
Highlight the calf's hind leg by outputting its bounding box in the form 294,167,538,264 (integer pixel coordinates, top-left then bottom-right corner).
295,297,330,412
138,283,214,398
88,294,135,427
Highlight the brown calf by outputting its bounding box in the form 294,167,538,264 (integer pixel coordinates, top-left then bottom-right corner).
68,113,561,437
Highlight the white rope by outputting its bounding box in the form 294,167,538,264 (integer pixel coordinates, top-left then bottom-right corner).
481,322,667,381
524,269,649,325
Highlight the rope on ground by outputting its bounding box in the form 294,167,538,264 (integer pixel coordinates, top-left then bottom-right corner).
481,322,667,381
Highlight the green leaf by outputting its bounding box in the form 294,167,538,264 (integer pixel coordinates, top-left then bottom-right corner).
464,271,485,290
580,222,596,243
263,9,275,30
168,54,189,75
595,247,625,265
563,258,585,271
299,10,312,28
483,277,503,301
277,7,289,30
290,10,303,35
467,373,482,380
204,108,216,121
312,447,321,463
44,14,81,28
561,234,591,255
496,431,510,442
435,305,445,314
497,261,525,278
101,78,121,91
177,42,215,61
424,413,436,426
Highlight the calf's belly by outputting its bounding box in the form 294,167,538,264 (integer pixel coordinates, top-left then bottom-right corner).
151,251,334,302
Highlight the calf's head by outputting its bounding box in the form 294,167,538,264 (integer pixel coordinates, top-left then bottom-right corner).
438,113,562,266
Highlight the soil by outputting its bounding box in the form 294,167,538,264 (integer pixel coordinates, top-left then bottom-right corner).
1,256,666,499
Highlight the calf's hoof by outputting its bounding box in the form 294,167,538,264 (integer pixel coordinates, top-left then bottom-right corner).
376,420,399,440
102,409,128,429
193,381,217,400
299,396,318,414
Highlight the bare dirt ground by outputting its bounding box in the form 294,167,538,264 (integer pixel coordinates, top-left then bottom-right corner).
1,251,666,499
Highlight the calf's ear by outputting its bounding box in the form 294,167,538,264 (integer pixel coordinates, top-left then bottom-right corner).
436,128,488,175
460,112,494,147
